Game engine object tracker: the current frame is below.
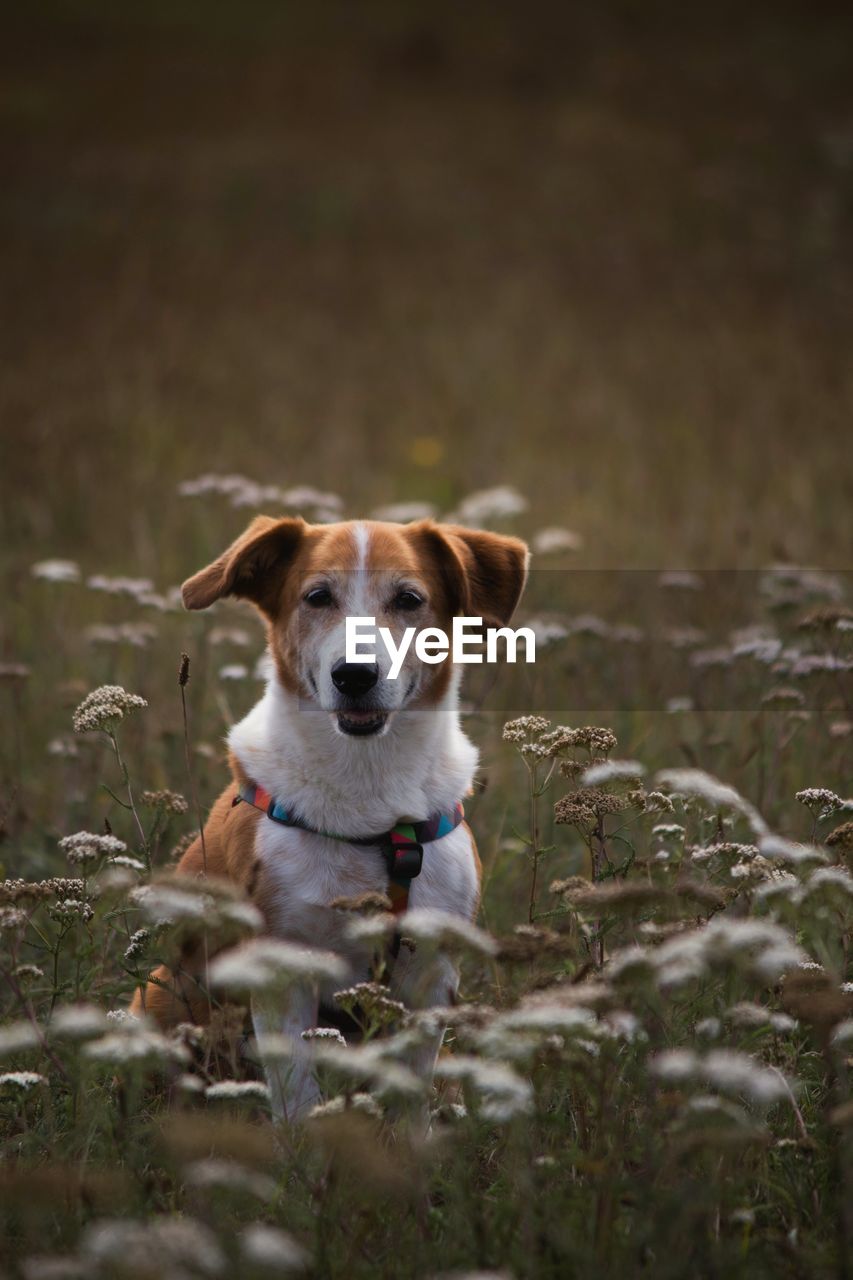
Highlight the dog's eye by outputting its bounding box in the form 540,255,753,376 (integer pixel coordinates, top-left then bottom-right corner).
393,589,424,612
304,586,334,608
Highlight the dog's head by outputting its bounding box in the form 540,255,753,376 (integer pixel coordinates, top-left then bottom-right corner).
182,518,528,737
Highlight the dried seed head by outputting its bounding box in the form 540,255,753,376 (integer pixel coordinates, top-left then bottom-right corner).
178,653,190,687
826,821,853,853
555,787,630,827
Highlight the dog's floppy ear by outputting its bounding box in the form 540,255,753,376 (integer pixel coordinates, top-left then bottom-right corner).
411,521,529,626
182,516,306,616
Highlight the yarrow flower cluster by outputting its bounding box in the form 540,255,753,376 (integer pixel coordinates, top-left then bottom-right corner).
651,1048,792,1107
205,1080,271,1103
0,877,84,904
48,899,94,926
58,831,127,866
555,787,631,828
503,717,619,764
140,790,189,815
333,983,406,1029
0,1071,48,1090
795,788,844,819
72,685,148,734
123,929,150,963
502,716,551,744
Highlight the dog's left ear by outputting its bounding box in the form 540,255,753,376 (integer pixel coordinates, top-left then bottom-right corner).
410,521,530,626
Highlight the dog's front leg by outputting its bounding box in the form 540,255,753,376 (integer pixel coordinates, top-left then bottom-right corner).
389,947,458,1103
252,984,320,1123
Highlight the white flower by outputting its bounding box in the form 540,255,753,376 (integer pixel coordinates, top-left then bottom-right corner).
59,831,127,866
84,1023,188,1068
240,1223,310,1272
72,685,147,734
301,1027,347,1046
753,942,810,980
312,1041,423,1100
685,1095,749,1125
651,1049,792,1106
219,664,249,681
205,1080,271,1103
758,834,828,867
209,626,253,647
651,1049,699,1082
399,908,497,956
85,622,158,648
184,1159,276,1201
725,1003,797,1033
732,636,782,663
105,1009,140,1027
308,1092,383,1121
450,485,527,525
31,559,80,584
582,760,646,786
602,1011,646,1043
651,823,685,841
690,647,734,670
788,654,853,677
659,571,703,591
112,855,146,873
131,883,212,926
805,866,853,899
433,1055,532,1121
281,485,343,512
702,1050,792,1105
344,913,397,946
796,787,844,816
86,574,154,597
493,1004,598,1038
370,501,438,523
177,1074,205,1094
533,527,583,554
50,1004,109,1040
81,1217,225,1276
522,618,570,647
0,1020,41,1056
0,1071,47,1090
209,938,346,994
655,769,767,835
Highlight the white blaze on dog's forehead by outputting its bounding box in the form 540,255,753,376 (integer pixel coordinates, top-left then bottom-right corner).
346,521,376,616
351,521,370,570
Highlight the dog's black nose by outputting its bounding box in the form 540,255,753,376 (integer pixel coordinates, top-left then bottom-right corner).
331,660,379,698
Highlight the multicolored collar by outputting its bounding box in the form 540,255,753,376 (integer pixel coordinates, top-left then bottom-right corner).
232,782,465,915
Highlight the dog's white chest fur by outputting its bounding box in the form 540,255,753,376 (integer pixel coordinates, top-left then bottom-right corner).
228,671,480,953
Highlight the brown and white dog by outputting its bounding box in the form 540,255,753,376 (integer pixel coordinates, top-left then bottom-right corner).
133,516,528,1118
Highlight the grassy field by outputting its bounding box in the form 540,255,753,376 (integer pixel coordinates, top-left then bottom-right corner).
1,3,852,1278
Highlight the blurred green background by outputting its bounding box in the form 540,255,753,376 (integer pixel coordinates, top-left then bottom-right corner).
2,0,852,580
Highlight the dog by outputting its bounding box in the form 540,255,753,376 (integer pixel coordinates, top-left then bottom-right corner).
132,516,528,1119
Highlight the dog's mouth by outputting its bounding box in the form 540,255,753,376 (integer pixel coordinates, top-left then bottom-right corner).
335,709,389,737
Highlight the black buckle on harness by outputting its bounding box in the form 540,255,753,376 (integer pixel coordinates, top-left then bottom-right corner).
386,840,423,881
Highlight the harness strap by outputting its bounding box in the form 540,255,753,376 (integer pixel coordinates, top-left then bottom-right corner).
232,783,464,917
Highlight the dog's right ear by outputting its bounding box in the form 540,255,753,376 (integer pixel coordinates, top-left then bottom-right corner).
182,516,306,617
